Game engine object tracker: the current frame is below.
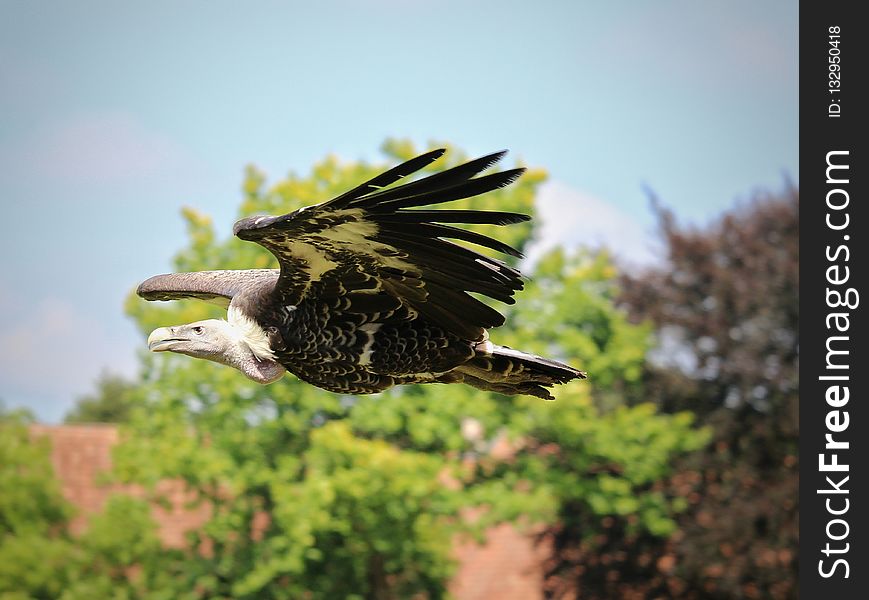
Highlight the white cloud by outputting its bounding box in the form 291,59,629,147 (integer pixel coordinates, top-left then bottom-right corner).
0,112,194,185
525,181,661,268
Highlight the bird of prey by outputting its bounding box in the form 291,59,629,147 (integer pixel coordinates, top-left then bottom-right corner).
138,149,585,399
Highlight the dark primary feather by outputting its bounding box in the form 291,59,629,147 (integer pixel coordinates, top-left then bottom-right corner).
377,209,530,226
378,221,524,257
325,148,447,209
233,150,530,340
340,150,509,210
365,168,526,212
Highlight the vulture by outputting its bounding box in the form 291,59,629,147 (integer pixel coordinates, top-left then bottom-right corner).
137,149,585,399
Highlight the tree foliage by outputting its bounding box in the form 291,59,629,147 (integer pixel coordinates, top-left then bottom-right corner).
612,187,799,599
0,409,70,539
64,372,138,424
107,139,708,598
0,410,168,600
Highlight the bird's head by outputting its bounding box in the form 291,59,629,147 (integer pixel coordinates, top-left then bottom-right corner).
147,319,285,384
147,319,231,360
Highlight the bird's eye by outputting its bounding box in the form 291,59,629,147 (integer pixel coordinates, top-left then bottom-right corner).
192,326,204,335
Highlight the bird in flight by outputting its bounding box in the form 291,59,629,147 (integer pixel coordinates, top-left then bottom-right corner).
138,149,585,399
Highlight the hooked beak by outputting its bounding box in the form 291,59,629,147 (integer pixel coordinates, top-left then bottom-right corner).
147,327,187,352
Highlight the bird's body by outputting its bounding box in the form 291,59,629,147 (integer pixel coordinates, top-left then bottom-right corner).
139,149,585,399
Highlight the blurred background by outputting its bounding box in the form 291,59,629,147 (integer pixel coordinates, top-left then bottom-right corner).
1,1,797,599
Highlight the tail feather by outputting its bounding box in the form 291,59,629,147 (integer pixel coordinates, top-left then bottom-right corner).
451,344,586,400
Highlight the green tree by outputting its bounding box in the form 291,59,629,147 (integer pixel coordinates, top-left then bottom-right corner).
114,139,707,598
0,408,70,539
64,371,139,424
0,409,169,600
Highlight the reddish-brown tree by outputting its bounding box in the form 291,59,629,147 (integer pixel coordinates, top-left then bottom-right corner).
618,186,799,599
538,186,798,599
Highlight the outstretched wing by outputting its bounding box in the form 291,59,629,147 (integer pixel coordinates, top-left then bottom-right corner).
232,150,530,340
137,269,280,308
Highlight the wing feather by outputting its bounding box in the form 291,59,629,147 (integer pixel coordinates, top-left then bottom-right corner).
369,169,526,212
344,150,508,210
377,209,530,226
377,221,524,258
325,148,447,209
232,150,530,339
137,270,279,307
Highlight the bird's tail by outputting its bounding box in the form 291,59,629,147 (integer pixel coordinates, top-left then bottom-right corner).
449,343,586,400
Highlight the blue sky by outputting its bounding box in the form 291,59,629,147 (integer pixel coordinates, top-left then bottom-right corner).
0,0,797,422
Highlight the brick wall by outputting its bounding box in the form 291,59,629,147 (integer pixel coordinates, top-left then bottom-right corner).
30,424,544,599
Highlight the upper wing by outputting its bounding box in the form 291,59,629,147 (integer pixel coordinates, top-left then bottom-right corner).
232,150,530,341
137,269,280,308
